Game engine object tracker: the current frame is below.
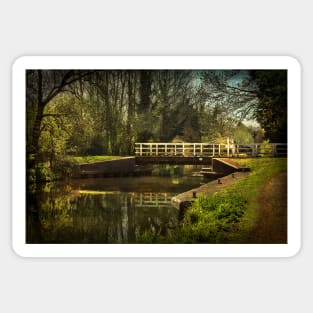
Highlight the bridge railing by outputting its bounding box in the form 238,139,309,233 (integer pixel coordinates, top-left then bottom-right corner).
135,193,172,208
135,142,287,157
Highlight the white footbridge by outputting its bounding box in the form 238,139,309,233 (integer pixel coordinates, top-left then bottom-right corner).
135,142,287,158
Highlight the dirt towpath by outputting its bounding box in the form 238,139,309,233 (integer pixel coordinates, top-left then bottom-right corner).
251,172,287,243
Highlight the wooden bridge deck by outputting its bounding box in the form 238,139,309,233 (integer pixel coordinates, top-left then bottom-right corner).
135,156,212,165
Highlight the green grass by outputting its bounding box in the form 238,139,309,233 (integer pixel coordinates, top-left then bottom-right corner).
66,155,124,164
78,190,121,195
139,158,287,243
185,158,287,243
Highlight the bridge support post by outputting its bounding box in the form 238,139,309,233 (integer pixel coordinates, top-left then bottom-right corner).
251,145,255,157
227,137,230,157
140,144,142,156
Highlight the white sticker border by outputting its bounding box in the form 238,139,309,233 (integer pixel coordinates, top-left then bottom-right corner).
12,56,301,258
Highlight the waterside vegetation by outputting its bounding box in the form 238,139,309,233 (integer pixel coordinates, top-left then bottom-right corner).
140,158,287,243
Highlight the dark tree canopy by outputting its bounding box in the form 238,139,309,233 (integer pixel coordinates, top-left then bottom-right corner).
251,70,287,142
199,69,287,142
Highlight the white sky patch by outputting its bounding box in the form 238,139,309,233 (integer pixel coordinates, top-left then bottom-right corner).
227,70,250,87
242,118,261,128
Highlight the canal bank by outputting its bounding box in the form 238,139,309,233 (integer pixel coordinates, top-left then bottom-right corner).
172,171,250,209
172,158,251,210
72,155,250,178
72,157,152,178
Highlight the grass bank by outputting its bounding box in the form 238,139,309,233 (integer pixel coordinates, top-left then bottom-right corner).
66,155,123,164
140,158,287,243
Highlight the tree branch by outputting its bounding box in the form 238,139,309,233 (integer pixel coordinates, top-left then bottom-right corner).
225,84,258,95
43,70,96,105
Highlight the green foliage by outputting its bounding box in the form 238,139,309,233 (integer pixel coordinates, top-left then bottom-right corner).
252,70,287,142
233,123,254,144
34,93,96,160
257,139,273,156
178,193,247,243
139,230,162,243
199,104,237,143
27,162,61,183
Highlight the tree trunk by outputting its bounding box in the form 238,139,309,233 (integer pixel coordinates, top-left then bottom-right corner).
31,102,44,158
139,71,151,112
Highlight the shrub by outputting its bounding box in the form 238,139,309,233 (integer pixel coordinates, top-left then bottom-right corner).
179,193,248,243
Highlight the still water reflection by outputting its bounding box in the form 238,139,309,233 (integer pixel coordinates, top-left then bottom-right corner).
27,174,204,243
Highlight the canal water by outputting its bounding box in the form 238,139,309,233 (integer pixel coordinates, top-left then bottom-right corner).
27,165,208,243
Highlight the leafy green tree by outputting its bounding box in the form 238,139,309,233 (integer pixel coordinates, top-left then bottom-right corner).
26,70,94,163
251,70,287,142
233,123,253,144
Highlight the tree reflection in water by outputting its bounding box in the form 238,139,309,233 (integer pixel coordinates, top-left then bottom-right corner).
27,175,203,243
